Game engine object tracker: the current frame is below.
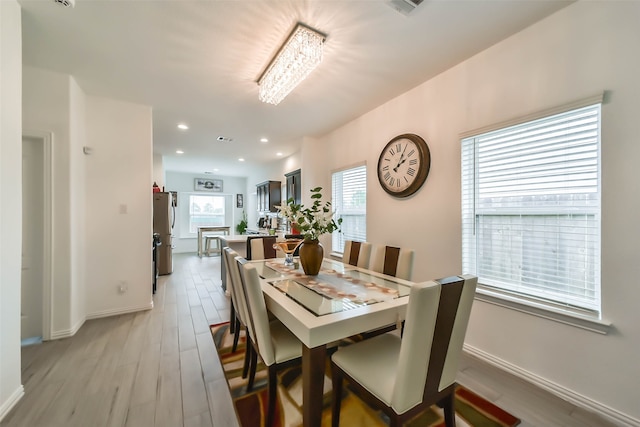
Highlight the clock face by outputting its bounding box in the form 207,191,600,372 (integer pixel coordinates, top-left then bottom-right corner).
377,134,430,198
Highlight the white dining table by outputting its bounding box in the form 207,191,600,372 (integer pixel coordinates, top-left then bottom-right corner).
249,258,413,427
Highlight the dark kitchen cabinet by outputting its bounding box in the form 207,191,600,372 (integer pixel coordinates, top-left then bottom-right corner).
256,180,281,213
285,169,301,205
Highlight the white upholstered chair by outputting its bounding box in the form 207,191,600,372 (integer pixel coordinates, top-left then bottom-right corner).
237,262,304,427
342,240,372,268
369,244,415,280
222,248,253,379
331,275,478,427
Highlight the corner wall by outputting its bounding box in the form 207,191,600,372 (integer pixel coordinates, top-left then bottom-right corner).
84,96,153,317
0,0,24,420
312,1,640,423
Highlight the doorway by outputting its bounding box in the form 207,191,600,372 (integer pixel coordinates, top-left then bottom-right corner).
21,133,52,343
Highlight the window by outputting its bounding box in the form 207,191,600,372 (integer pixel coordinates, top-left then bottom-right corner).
462,102,601,313
188,194,225,233
332,165,367,254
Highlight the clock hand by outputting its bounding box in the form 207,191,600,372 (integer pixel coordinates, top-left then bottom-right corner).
393,144,409,172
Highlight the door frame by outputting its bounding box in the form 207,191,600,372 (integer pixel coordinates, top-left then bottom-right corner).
23,130,53,341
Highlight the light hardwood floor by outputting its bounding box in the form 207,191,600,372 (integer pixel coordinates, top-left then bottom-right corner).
1,253,618,427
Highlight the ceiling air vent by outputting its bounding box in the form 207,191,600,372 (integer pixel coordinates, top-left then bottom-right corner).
53,0,75,8
388,0,423,16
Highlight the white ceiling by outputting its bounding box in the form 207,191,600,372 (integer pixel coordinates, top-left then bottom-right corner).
19,0,572,177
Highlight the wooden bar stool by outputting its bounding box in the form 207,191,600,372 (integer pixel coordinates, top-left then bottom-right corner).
204,235,221,256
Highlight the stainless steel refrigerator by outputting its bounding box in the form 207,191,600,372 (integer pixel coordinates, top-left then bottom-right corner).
153,192,175,275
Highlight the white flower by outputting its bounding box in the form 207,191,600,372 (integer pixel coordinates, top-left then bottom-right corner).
276,187,342,241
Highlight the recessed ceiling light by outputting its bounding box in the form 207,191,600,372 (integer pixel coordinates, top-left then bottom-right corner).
213,168,219,172
276,152,283,156
238,158,245,162
177,123,189,130
260,138,269,143
176,150,184,154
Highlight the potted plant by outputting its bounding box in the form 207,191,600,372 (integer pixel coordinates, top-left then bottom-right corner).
277,187,341,275
235,210,248,235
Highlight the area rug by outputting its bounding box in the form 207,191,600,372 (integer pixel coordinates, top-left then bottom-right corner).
211,322,520,427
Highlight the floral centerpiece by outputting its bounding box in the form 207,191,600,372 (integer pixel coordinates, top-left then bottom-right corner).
277,187,341,275
277,187,342,241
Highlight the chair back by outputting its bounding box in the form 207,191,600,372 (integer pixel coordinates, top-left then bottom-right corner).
370,245,414,280
238,262,277,366
342,240,372,268
246,235,278,260
391,275,477,414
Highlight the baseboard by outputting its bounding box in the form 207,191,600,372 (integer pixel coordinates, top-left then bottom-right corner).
85,301,154,320
0,385,24,422
463,344,640,427
50,316,85,340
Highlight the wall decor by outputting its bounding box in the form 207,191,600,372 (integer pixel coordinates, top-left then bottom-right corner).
236,193,244,208
377,133,430,198
194,178,223,192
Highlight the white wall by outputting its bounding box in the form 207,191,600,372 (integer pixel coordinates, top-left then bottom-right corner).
23,66,154,324
69,77,86,330
84,96,153,317
312,2,640,423
23,67,76,336
153,152,165,189
0,0,24,420
166,171,247,253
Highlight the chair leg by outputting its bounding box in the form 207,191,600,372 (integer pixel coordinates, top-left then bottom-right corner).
229,304,236,333
241,335,252,379
440,391,456,427
266,364,278,427
331,365,344,427
246,343,258,391
232,319,241,352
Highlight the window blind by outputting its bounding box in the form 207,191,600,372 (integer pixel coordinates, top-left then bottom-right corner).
462,104,601,312
332,165,367,254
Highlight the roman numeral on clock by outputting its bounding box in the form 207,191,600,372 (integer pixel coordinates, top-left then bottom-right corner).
407,167,416,177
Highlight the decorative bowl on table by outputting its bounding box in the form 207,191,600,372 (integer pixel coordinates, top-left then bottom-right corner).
273,239,303,266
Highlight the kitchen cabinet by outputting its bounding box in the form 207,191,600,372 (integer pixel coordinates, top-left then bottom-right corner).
256,180,281,213
285,169,301,205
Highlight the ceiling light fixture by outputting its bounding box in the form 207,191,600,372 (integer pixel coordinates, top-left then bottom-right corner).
176,150,184,154
257,23,326,106
177,123,189,130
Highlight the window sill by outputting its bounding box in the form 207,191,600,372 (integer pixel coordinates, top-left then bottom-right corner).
475,287,612,335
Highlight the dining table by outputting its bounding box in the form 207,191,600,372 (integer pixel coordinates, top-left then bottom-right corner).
196,226,231,257
248,257,414,427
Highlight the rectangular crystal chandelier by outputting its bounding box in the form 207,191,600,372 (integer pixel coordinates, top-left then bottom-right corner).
257,23,326,106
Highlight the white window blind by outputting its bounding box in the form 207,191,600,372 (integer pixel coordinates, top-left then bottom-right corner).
462,104,601,312
332,165,367,254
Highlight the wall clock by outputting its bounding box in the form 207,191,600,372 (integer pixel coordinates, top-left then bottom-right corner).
377,133,431,198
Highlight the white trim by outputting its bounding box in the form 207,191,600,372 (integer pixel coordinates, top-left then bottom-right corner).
459,92,605,139
463,345,640,427
475,288,611,334
85,302,154,320
0,385,24,422
22,130,54,341
49,316,85,340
